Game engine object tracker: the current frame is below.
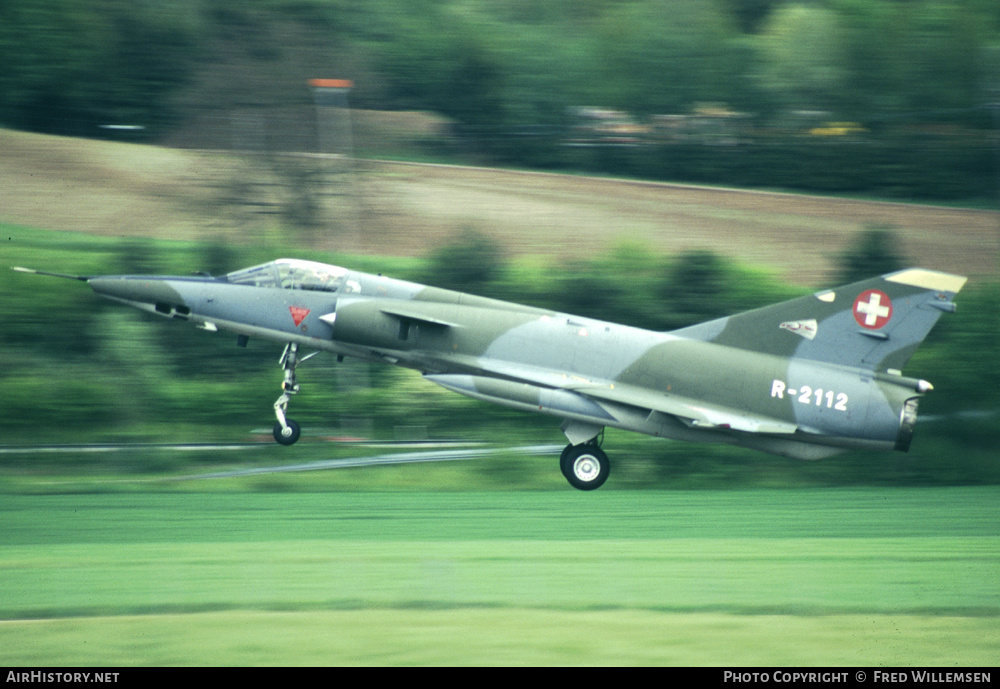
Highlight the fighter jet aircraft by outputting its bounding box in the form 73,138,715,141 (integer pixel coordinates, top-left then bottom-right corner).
14,260,966,490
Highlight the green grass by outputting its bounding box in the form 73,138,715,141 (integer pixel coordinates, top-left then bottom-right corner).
3,610,995,667
1,489,997,665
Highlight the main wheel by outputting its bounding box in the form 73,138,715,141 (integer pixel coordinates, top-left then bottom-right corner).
560,444,610,491
273,419,301,446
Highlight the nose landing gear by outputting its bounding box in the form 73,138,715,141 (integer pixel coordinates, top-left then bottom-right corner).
272,342,317,445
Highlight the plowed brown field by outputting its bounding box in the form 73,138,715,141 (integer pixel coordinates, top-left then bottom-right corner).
3,128,996,285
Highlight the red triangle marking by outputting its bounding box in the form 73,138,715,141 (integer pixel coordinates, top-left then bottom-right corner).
289,306,311,327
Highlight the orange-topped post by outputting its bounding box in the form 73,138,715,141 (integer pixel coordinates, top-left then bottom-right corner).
310,79,354,151
310,79,354,109
309,79,355,90
309,78,357,241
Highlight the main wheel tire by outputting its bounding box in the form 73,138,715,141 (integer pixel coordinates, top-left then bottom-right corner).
273,419,301,446
561,444,610,491
559,445,574,481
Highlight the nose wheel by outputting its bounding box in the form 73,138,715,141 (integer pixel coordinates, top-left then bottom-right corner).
273,418,301,445
272,342,316,446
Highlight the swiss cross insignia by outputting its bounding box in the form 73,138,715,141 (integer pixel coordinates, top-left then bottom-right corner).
289,306,311,327
853,290,892,329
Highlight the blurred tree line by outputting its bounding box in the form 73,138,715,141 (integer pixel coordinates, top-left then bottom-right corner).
2,0,998,199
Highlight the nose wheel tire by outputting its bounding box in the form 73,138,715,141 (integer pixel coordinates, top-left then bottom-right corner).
560,444,610,491
273,419,301,446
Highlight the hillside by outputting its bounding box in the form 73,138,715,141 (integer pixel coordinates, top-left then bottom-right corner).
2,127,997,285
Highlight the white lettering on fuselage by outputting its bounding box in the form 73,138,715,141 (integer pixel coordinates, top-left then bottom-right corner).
770,379,848,411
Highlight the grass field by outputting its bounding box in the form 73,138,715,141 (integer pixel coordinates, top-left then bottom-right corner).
1,488,997,665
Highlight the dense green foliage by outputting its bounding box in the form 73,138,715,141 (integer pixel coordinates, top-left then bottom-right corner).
0,0,200,135
1,0,998,198
3,224,998,488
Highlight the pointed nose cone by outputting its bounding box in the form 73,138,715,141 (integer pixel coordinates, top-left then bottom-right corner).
88,276,186,307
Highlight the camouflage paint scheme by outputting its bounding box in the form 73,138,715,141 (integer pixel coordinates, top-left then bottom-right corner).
18,260,966,490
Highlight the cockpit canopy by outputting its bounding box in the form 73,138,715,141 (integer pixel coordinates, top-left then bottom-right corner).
225,259,349,293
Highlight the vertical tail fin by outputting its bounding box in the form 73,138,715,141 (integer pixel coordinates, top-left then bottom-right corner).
674,268,967,372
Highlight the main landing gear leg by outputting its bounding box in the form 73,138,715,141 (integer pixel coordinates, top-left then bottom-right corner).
273,343,302,445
